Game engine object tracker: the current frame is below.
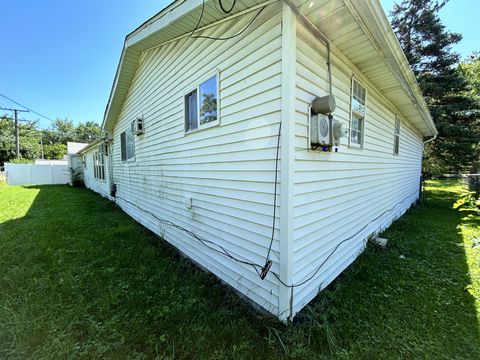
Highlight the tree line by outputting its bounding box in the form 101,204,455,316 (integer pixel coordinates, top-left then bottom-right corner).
0,117,101,166
391,0,480,176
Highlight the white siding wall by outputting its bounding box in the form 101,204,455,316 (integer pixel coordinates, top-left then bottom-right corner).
111,4,283,314
291,22,424,315
82,148,111,199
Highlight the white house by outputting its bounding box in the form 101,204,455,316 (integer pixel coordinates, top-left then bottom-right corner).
79,0,437,320
78,139,113,199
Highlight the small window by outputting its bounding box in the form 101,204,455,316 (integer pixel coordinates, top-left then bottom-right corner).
83,155,86,168
393,116,400,155
93,152,105,180
120,130,135,161
350,78,366,147
185,74,219,132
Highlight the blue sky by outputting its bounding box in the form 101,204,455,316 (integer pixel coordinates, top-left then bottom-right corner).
0,0,478,129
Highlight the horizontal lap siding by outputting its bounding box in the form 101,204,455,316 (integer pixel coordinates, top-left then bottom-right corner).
83,147,111,199
111,4,282,314
291,22,423,315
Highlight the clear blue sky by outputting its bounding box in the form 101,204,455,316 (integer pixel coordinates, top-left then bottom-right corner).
0,0,478,129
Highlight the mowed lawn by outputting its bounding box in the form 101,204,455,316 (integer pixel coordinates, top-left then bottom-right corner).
0,180,478,359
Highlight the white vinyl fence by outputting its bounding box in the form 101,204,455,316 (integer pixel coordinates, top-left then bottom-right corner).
5,163,70,185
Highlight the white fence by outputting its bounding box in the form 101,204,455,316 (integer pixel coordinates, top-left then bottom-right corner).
5,163,70,185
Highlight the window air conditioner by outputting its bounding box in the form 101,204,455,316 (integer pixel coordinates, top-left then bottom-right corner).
131,116,144,135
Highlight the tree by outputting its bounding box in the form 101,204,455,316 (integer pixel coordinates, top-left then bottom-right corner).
75,121,101,143
459,53,480,172
459,52,480,98
42,119,101,145
390,0,480,175
0,115,41,165
43,143,67,160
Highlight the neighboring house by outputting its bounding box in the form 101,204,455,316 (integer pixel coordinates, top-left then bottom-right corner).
79,0,437,320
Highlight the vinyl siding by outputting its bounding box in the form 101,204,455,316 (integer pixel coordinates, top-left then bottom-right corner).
82,147,112,200
110,4,283,315
291,21,424,315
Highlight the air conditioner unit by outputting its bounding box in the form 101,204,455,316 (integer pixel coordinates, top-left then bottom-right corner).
310,114,348,149
98,143,108,155
131,116,144,135
310,114,331,147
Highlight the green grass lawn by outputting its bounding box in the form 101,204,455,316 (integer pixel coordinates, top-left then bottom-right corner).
0,180,478,359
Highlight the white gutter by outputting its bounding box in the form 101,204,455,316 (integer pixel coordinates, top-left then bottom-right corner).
423,134,437,145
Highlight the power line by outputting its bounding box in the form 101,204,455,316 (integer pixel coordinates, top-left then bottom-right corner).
0,92,55,123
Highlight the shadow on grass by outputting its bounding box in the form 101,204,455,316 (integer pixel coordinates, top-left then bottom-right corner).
0,181,479,359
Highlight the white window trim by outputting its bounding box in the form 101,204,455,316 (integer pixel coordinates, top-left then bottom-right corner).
393,115,401,156
349,76,367,149
121,130,136,162
93,151,106,181
184,69,220,135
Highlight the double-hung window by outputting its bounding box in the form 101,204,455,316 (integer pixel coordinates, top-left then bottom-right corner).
120,129,135,161
185,73,219,133
93,152,105,180
393,116,401,155
350,78,367,147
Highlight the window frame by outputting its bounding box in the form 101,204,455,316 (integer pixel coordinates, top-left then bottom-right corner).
184,70,220,134
93,151,106,181
393,115,401,156
120,130,135,162
349,77,367,149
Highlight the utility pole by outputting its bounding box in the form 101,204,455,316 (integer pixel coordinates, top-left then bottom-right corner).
40,135,44,159
0,107,29,159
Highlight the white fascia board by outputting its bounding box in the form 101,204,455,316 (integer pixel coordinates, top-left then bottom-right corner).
348,0,437,136
126,0,203,48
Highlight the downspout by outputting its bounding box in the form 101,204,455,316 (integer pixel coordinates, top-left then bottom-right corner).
423,134,437,145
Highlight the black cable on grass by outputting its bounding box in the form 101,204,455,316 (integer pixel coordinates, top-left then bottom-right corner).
271,189,421,288
116,187,419,289
115,195,264,277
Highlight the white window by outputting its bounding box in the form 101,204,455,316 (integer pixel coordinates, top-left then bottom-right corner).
185,73,219,133
393,116,400,155
93,152,105,180
120,129,135,161
350,78,366,147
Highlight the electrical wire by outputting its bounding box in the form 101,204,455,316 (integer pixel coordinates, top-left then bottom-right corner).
115,186,419,289
271,189,421,288
115,195,265,276
190,0,266,41
264,122,281,265
0,92,55,123
218,0,236,14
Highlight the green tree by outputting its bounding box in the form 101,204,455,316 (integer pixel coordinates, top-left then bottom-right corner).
391,0,480,175
41,119,101,145
459,52,480,97
0,115,41,165
459,53,480,172
43,143,67,160
75,121,101,143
